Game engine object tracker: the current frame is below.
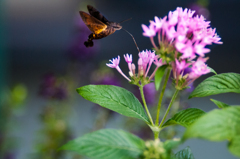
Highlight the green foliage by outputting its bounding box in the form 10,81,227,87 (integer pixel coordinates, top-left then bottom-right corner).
60,129,145,159
175,147,195,159
210,98,230,108
77,85,150,124
184,106,240,157
161,108,205,128
163,139,182,150
155,65,168,90
228,136,240,157
189,73,240,98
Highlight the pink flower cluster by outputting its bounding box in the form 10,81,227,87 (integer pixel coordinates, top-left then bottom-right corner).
142,7,222,88
106,50,165,83
142,7,222,58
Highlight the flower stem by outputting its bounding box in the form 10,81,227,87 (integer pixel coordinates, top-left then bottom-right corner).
155,68,171,126
159,89,179,128
139,85,154,126
150,37,158,50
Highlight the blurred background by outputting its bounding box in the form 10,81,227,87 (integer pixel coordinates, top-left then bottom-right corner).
1,0,240,159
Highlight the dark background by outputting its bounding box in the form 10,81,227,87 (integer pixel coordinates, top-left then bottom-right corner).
1,0,240,158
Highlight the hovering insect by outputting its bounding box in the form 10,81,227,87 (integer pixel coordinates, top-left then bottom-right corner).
79,5,123,47
79,5,140,52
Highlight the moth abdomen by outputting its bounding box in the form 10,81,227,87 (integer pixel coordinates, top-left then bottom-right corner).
84,40,94,47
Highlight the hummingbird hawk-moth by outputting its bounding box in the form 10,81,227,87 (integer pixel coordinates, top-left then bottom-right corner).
79,5,122,47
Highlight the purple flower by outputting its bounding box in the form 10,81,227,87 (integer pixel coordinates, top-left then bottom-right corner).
189,3,210,20
39,73,68,100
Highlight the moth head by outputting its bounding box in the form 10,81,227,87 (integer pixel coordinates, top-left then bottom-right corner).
111,22,122,30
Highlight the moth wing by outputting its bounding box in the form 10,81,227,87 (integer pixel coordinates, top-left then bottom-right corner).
79,11,107,34
87,5,109,24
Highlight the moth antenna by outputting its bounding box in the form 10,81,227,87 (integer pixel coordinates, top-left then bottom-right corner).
122,28,140,53
119,18,132,24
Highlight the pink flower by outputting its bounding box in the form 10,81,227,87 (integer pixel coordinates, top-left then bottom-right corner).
106,56,131,82
175,59,190,74
166,26,177,40
194,42,210,56
139,50,150,67
106,56,120,68
188,57,210,79
142,23,156,37
124,54,133,72
145,50,156,77
150,16,165,31
142,7,222,60
107,50,159,83
138,57,144,76
124,54,132,63
168,10,178,26
179,41,196,59
153,56,165,67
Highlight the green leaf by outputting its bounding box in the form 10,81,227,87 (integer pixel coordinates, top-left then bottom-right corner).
207,66,217,75
161,108,205,128
60,129,145,159
189,73,240,99
155,65,168,90
175,147,195,159
210,98,230,108
77,85,150,123
164,139,182,150
184,106,240,157
228,136,240,157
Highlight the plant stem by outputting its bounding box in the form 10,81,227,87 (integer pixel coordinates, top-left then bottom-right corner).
155,68,171,126
159,89,179,128
139,85,154,126
154,129,160,140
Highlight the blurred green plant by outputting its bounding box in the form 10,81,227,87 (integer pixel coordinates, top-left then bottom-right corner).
0,84,28,159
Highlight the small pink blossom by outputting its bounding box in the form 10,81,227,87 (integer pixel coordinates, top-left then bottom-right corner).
166,26,177,39
194,43,210,56
124,54,133,72
175,59,190,74
179,41,196,59
142,23,156,37
153,56,165,67
188,57,210,79
124,54,132,63
168,10,179,26
138,57,144,76
150,16,164,30
139,50,150,65
106,56,131,82
106,56,120,68
145,50,156,77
